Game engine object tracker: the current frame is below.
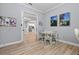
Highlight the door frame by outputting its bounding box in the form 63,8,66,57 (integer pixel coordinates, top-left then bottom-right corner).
21,11,38,41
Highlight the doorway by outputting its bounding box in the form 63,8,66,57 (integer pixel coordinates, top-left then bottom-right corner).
22,11,38,44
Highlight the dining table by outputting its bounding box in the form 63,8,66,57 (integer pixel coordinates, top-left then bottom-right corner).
40,31,57,45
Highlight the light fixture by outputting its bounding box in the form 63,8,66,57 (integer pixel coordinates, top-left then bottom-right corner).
28,3,32,5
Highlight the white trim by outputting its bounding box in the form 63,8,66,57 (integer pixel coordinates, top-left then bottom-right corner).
23,10,38,17
0,40,23,48
58,39,79,47
21,11,24,41
21,4,44,14
36,13,39,40
45,3,65,13
21,10,38,41
20,3,65,14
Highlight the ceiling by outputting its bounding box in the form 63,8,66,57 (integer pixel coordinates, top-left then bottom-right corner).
26,3,61,12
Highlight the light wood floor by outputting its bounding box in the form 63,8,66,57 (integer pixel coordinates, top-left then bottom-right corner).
0,32,79,55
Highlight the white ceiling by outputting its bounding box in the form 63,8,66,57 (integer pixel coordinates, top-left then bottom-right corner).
27,3,61,12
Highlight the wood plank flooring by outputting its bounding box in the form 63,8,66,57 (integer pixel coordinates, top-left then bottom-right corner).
0,32,79,55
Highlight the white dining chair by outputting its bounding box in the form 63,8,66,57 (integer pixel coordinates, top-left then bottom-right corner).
44,31,57,46
74,28,79,40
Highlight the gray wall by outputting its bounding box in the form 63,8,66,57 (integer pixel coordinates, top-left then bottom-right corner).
0,4,22,45
44,3,79,45
0,3,44,46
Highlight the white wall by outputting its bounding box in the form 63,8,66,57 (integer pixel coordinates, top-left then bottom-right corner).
0,3,44,47
43,3,79,45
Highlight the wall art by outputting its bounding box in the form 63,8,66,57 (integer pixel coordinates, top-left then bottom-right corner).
59,12,70,26
0,16,16,27
50,15,58,26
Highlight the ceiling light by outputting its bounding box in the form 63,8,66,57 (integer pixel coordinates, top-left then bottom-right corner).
28,3,32,5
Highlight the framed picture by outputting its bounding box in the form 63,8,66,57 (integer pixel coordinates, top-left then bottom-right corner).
50,15,58,26
10,17,16,27
0,16,5,26
5,17,10,26
0,16,16,27
0,16,3,26
59,12,70,26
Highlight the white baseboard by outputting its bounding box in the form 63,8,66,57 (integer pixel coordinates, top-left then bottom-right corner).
0,40,23,48
57,39,79,47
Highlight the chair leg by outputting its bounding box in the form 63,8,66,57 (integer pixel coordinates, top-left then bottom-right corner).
51,41,56,48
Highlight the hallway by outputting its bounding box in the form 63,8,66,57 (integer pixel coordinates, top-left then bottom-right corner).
23,32,37,44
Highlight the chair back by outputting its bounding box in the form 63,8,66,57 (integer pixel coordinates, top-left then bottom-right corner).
74,28,79,40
